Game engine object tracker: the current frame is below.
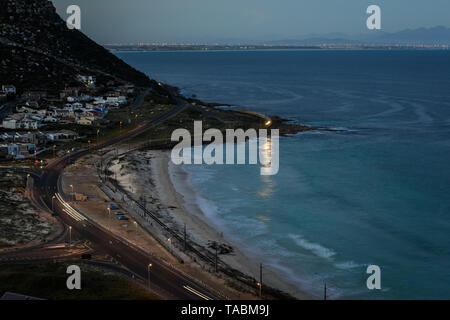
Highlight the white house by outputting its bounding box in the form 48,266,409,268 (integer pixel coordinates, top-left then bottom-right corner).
43,116,58,123
7,143,36,159
2,118,17,129
77,118,94,126
72,102,84,110
2,117,41,130
20,119,40,130
45,130,79,141
2,85,16,94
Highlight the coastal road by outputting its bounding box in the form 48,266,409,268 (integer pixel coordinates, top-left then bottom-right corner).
30,98,223,300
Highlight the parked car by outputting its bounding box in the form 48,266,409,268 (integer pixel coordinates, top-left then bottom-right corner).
114,211,124,216
109,204,119,210
118,215,129,221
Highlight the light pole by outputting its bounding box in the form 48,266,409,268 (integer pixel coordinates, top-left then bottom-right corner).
134,221,138,237
70,184,74,202
147,263,152,289
53,145,56,158
168,238,172,253
69,226,72,248
119,121,123,134
107,207,111,230
257,282,262,298
52,195,56,212
88,140,91,151
97,129,100,145
26,174,31,196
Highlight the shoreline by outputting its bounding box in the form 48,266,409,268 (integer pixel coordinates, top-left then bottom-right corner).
121,149,313,299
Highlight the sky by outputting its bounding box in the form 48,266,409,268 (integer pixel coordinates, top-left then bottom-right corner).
52,0,450,43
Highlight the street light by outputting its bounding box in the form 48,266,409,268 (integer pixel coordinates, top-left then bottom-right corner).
52,195,56,212
70,184,74,202
97,129,100,145
69,226,72,248
107,207,111,230
25,174,31,194
147,263,152,289
53,145,56,158
134,221,138,237
257,282,262,298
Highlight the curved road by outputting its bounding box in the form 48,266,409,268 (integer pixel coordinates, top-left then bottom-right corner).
31,97,221,300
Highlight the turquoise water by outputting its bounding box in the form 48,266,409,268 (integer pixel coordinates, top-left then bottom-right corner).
116,50,450,299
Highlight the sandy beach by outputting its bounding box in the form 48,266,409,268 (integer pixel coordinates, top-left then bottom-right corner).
109,149,312,299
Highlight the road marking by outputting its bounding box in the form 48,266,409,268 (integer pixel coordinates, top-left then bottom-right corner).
56,193,87,222
183,285,212,300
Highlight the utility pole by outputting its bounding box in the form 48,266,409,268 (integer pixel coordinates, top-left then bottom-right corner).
324,282,327,300
184,223,187,251
215,245,218,273
260,263,263,298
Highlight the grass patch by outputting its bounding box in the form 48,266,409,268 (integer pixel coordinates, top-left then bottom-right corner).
0,263,157,300
0,170,55,248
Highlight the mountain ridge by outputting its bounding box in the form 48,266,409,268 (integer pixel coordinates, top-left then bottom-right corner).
0,0,156,92
266,26,450,46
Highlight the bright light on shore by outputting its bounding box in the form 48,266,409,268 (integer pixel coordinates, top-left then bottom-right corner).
265,120,272,127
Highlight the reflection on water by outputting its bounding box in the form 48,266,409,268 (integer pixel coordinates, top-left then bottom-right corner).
258,138,276,198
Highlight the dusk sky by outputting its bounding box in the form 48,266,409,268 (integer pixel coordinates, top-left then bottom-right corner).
52,0,450,43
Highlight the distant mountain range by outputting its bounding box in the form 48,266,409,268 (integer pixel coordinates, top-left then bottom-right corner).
267,26,450,46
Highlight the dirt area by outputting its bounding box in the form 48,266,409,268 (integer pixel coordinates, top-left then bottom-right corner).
61,149,257,300
61,151,178,264
0,169,62,251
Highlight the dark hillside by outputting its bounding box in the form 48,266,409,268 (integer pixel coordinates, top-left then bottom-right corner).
0,0,155,91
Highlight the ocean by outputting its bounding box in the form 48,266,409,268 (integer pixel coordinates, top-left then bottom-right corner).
116,49,450,299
